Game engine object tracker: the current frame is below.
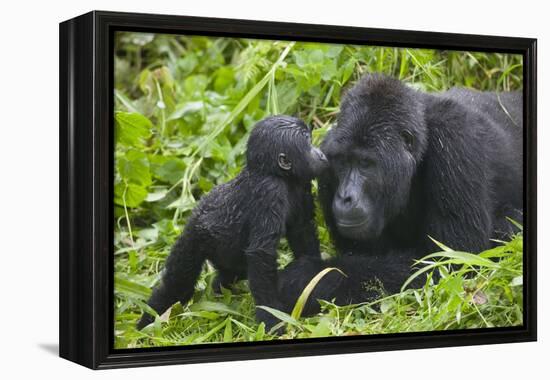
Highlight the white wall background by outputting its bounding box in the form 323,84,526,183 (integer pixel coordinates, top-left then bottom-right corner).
0,0,546,378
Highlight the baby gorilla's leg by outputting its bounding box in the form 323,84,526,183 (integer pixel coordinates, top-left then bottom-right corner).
211,269,246,294
137,233,205,330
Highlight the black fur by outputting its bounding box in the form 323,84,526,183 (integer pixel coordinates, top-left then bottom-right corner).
137,115,327,330
279,74,523,314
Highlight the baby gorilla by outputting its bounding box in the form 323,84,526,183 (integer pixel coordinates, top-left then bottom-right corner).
137,115,327,330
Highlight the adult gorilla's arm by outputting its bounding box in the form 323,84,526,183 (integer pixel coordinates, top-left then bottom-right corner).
421,97,492,253
278,250,418,316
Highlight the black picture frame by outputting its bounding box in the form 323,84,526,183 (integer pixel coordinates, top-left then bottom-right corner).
59,10,537,370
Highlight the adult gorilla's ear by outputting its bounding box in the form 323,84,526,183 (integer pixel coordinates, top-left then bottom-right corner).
400,130,415,151
278,153,292,171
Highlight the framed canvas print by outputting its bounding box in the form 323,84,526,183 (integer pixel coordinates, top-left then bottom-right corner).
59,11,537,369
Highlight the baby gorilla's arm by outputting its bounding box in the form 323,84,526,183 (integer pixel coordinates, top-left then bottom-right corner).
245,213,286,331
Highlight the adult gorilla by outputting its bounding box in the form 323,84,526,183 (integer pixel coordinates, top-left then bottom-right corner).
279,74,523,315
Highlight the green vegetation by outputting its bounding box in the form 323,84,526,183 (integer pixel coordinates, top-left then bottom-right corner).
113,32,523,348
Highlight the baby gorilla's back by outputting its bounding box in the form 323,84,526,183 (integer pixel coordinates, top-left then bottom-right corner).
195,175,254,291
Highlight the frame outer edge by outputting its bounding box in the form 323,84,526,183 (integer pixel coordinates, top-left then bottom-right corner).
59,16,72,362
58,10,538,370
59,11,96,369
93,10,114,368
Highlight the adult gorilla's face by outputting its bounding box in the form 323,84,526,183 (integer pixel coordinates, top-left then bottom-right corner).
320,75,427,241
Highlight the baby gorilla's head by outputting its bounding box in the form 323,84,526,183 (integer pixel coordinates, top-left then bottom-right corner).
246,115,328,180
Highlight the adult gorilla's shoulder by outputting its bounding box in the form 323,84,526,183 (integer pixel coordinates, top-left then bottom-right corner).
279,74,523,312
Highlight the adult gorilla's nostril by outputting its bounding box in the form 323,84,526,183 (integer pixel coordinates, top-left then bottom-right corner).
334,192,356,213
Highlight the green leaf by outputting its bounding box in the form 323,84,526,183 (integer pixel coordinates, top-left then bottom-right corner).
256,305,301,328
479,245,512,258
114,275,151,300
177,54,198,74
510,276,523,286
115,112,153,147
291,267,345,320
214,66,235,93
190,301,245,317
223,318,233,342
255,323,265,341
506,217,523,231
138,68,153,94
321,61,338,81
184,75,209,96
194,319,228,343
309,317,332,337
419,250,499,269
166,197,195,212
428,236,454,252
401,263,438,291
340,59,356,84
149,155,186,184
293,50,309,68
308,49,324,64
326,45,343,58
117,150,152,187
145,189,168,202
114,182,148,208
114,91,140,114
178,311,221,320
380,299,394,314
167,101,205,121
275,81,299,114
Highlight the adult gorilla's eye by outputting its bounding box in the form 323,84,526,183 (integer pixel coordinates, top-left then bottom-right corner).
362,157,376,167
400,130,415,150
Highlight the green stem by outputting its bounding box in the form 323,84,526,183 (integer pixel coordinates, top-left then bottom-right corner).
154,79,166,137
122,182,135,249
